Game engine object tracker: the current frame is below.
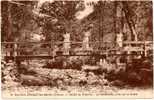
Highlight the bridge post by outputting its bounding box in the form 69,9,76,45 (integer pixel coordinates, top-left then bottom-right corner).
53,45,58,57
144,41,147,57
13,40,18,66
6,44,11,56
14,42,18,57
50,40,54,56
127,46,132,64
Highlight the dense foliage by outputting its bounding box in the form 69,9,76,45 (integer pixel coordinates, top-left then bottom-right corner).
1,1,153,43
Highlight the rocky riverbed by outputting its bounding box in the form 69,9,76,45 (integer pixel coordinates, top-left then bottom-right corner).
1,59,153,98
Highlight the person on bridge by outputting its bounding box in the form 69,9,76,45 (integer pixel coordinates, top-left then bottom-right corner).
83,31,91,50
63,32,70,55
116,32,123,48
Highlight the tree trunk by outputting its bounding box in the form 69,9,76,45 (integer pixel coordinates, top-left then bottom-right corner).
114,1,117,34
122,2,138,41
7,1,12,41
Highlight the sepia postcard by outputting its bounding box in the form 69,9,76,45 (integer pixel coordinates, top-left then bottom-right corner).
0,0,153,99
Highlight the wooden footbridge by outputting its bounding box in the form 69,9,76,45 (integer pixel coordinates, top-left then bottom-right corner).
1,41,153,61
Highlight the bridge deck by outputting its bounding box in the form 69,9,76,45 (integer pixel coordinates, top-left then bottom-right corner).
3,53,146,60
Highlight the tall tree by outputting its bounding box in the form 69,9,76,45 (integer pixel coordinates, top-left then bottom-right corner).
122,1,152,41
37,1,84,42
1,1,37,42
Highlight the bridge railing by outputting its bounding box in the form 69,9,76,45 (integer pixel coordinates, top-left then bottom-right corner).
1,41,153,57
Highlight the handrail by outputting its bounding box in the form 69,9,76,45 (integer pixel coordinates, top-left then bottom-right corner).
1,41,152,44
1,41,153,58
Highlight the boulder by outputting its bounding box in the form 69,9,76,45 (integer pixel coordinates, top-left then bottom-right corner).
110,80,125,87
20,74,53,86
